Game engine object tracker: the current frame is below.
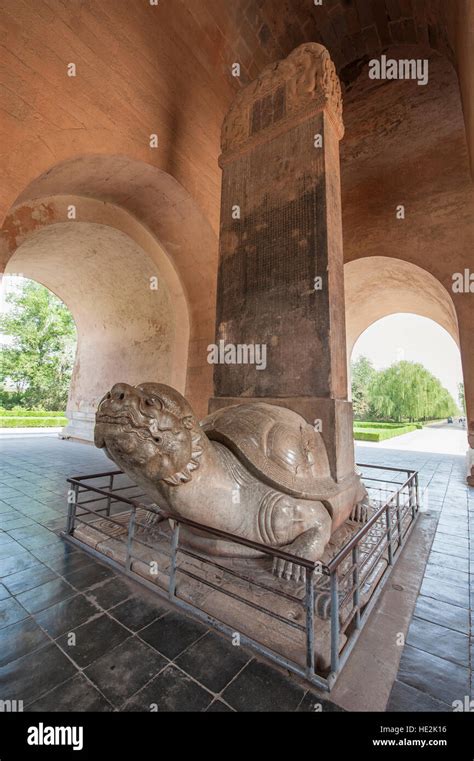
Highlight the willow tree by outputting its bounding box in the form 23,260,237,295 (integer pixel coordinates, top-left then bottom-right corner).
368,361,458,423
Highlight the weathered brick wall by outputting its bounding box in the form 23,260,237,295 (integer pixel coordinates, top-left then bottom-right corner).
0,0,460,228
229,0,456,86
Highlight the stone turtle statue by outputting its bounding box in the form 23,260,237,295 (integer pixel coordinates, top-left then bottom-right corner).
95,382,367,582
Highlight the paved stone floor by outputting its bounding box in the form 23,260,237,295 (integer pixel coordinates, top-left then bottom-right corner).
0,431,472,711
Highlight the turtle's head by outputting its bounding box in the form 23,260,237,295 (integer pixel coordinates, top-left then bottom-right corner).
95,383,204,485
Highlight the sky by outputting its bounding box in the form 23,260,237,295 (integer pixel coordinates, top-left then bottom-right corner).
351,314,464,403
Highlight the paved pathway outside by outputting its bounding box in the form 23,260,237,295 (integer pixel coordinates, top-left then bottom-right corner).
359,422,468,456
370,427,474,711
0,430,472,711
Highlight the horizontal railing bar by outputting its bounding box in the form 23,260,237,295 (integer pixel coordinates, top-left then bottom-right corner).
75,484,139,506
149,511,321,569
176,566,306,632
101,485,148,497
68,470,123,481
127,549,171,564
177,547,304,604
363,477,406,485
356,539,390,580
75,495,135,507
326,474,415,572
71,511,130,534
130,532,173,555
357,463,416,475
133,530,172,546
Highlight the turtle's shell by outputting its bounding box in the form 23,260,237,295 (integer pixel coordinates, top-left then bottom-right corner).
201,402,338,500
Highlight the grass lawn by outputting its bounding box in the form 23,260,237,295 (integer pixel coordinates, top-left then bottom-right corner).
353,421,422,442
0,410,67,428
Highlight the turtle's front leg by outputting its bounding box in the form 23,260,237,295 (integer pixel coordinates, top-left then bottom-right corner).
272,519,331,583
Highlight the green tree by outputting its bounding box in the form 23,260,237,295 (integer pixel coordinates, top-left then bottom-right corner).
0,280,76,410
351,356,377,420
368,361,458,423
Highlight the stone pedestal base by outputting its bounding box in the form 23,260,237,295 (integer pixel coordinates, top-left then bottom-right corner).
60,411,94,442
209,396,356,484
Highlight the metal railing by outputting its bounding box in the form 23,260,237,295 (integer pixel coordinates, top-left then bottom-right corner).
62,464,419,691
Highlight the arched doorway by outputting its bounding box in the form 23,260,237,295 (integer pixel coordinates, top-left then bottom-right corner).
0,154,223,439
345,257,469,466
5,219,186,441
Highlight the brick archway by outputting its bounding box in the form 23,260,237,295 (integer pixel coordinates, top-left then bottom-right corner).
0,155,219,422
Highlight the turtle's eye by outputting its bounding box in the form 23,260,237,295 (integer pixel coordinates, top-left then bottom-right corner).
145,397,158,407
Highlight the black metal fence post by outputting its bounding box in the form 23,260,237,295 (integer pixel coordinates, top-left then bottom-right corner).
169,522,180,599
125,508,136,572
305,567,315,678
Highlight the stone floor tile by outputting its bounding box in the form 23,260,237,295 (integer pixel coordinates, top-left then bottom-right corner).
297,691,345,712
206,699,234,712
398,645,470,707
0,546,34,568
63,562,115,591
123,665,212,712
34,594,99,638
0,536,27,561
175,631,251,693
3,563,58,595
27,673,112,712
108,595,168,632
387,680,451,712
139,611,208,659
406,616,469,667
0,642,77,705
423,562,470,589
85,577,135,610
420,576,470,609
16,577,76,614
0,583,10,600
431,539,469,560
222,659,305,712
44,550,96,576
0,617,50,666
56,613,129,668
0,597,29,629
85,637,167,706
428,550,469,574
